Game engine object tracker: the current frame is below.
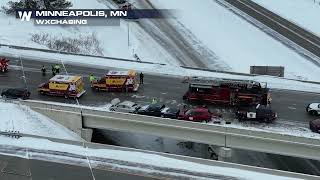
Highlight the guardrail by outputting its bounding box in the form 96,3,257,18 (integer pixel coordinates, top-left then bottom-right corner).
20,100,320,162
0,130,318,179
0,43,166,66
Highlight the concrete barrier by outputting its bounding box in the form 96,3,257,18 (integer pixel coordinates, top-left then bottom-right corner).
19,101,93,141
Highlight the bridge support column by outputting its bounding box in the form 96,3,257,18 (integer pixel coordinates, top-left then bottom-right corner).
29,107,93,141
81,128,93,142
217,147,232,162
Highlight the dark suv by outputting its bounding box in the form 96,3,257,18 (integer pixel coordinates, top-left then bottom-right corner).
1,88,31,100
235,104,277,123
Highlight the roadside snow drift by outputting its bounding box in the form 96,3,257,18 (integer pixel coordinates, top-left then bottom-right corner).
0,100,81,141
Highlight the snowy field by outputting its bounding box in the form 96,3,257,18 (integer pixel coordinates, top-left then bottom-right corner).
0,100,81,141
253,0,320,36
0,0,179,66
148,0,320,81
0,135,302,180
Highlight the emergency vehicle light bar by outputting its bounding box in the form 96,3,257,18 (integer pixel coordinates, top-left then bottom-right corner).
188,77,266,88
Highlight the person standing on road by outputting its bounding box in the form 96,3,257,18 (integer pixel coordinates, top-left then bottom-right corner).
152,97,157,104
89,74,95,83
140,72,144,84
52,65,56,76
54,64,60,74
41,65,46,76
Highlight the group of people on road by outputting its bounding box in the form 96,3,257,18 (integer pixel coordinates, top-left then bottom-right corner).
40,64,61,76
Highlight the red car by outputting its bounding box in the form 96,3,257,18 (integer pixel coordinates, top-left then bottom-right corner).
178,107,220,122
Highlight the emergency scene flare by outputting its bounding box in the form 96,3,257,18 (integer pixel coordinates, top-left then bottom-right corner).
0,0,320,179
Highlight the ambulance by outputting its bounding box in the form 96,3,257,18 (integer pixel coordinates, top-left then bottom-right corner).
38,75,86,98
91,70,139,92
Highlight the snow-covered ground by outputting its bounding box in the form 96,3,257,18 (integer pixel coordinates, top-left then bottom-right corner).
0,135,302,180
0,0,179,66
253,0,320,36
1,0,320,81
147,0,320,81
0,100,81,141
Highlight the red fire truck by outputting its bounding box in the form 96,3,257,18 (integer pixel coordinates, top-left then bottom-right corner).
183,77,271,106
0,58,9,72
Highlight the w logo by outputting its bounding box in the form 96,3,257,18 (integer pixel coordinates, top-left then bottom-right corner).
17,11,32,21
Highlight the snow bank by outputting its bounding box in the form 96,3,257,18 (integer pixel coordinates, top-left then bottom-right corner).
0,100,81,141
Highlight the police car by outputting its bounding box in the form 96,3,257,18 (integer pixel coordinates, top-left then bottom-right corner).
235,104,277,123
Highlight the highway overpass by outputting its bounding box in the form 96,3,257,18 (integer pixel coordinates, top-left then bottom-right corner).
0,131,318,180
19,100,320,162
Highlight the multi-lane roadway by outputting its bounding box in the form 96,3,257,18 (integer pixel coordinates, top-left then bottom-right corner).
1,58,319,125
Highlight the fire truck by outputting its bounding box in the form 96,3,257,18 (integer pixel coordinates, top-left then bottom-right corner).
91,70,139,92
38,75,86,98
0,58,9,72
183,77,271,106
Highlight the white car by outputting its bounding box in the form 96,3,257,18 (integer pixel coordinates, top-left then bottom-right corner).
110,101,140,113
306,103,320,116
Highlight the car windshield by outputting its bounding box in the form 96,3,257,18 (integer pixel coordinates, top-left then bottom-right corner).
139,105,149,111
161,107,170,113
186,110,194,116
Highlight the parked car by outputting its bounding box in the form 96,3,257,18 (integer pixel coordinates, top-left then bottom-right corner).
110,100,141,113
310,119,320,133
1,88,30,100
306,103,320,116
133,104,166,117
235,104,277,123
178,107,220,122
161,107,180,119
